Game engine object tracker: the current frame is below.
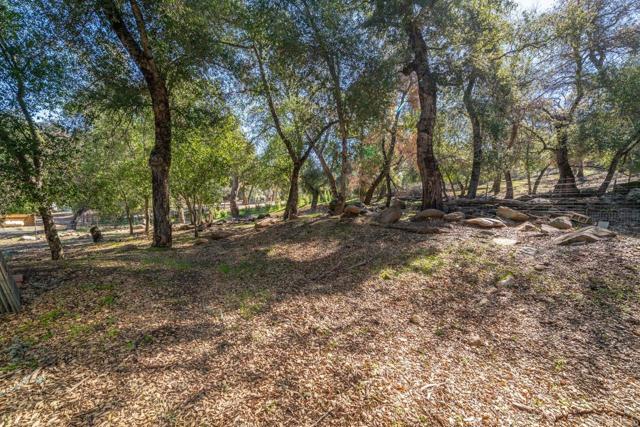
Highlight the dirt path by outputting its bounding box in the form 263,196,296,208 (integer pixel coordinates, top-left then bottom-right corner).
1,217,639,426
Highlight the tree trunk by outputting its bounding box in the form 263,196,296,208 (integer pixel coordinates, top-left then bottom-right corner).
124,200,133,235
552,124,579,196
39,206,64,260
144,196,150,235
363,169,385,205
284,162,301,220
597,151,622,196
406,20,443,210
576,159,584,181
229,176,240,218
464,76,482,199
67,207,87,230
504,170,514,199
385,170,393,207
532,164,549,195
310,189,319,210
492,173,501,195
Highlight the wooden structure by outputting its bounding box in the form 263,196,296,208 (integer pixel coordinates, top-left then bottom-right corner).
0,214,36,227
0,251,21,314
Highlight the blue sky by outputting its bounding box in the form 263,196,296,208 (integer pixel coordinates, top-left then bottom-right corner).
515,0,556,11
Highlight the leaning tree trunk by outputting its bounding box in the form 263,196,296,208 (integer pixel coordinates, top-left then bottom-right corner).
363,169,386,205
284,162,302,220
67,207,87,230
38,206,64,260
596,136,640,195
407,20,443,210
0,251,21,314
504,170,514,199
229,175,240,218
532,164,549,195
552,124,579,196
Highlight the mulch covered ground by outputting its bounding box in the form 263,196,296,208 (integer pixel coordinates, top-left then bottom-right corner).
1,215,639,426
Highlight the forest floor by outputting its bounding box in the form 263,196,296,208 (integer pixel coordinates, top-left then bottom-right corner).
1,212,639,426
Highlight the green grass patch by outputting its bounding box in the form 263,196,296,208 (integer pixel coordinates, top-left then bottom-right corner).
227,289,271,320
141,254,194,271
407,249,444,275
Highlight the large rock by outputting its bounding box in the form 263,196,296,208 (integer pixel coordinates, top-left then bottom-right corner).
553,226,616,246
530,198,552,205
342,205,365,218
375,206,402,225
549,216,572,230
443,211,465,222
464,218,506,228
411,208,445,221
496,206,529,222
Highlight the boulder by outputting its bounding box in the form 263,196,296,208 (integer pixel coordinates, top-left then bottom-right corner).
207,230,233,240
194,238,209,245
463,218,506,228
549,216,572,230
443,211,465,222
411,208,445,221
540,224,563,234
89,225,103,243
496,206,529,222
553,226,616,246
517,222,540,232
342,205,364,218
375,206,402,225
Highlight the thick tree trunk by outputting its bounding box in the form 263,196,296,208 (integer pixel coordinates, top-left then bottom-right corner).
406,20,443,210
284,162,301,220
229,176,240,218
532,164,549,195
492,173,501,195
385,171,393,207
504,170,514,199
39,206,64,260
464,76,482,199
552,124,579,196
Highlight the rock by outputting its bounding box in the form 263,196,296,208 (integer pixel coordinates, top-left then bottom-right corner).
549,216,572,230
409,314,423,326
517,222,540,232
443,211,465,222
540,224,562,234
206,230,233,240
467,333,484,347
411,208,445,221
552,227,615,246
375,206,402,225
626,188,640,203
255,218,278,229
581,226,616,238
496,206,529,222
492,237,518,246
342,205,364,218
89,226,103,243
498,275,515,287
194,238,209,245
567,211,592,224
19,235,37,241
530,198,552,204
464,218,506,228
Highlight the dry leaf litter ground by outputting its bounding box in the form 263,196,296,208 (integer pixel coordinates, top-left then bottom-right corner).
0,214,639,426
